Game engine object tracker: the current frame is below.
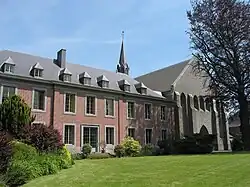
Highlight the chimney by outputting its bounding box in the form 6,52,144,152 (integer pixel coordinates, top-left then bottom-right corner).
56,49,66,68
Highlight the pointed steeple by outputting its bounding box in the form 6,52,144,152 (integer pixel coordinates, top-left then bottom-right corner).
116,31,129,75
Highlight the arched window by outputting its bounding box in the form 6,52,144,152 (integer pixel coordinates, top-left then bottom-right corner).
205,98,211,111
199,96,205,111
193,95,199,110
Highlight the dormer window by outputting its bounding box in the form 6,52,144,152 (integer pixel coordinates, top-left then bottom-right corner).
118,79,130,92
79,72,91,86
97,75,109,88
1,57,15,73
30,62,44,78
135,82,147,95
59,68,72,82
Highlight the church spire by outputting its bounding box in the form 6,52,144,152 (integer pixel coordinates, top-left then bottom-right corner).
116,31,129,75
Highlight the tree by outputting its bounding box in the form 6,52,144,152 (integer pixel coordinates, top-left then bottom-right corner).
0,95,35,136
187,0,250,149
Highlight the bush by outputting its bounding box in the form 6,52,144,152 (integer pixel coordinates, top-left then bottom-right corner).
0,132,12,174
88,153,111,159
26,124,64,153
174,134,215,154
141,144,154,156
114,144,125,157
5,141,74,186
0,95,35,137
72,153,83,160
81,144,92,158
157,140,172,155
231,134,244,151
121,137,141,157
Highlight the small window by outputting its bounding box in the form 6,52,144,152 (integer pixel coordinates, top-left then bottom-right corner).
63,74,71,82
160,106,166,120
83,78,91,85
34,69,43,78
161,129,167,140
145,104,152,119
128,128,135,139
65,93,76,113
4,64,14,73
33,89,45,111
124,85,130,92
127,102,135,118
101,81,109,88
105,126,115,145
145,129,152,144
64,125,75,145
194,96,199,110
105,98,114,116
1,86,15,103
141,88,147,95
86,96,96,115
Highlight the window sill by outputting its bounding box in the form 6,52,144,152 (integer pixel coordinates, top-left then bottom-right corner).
64,112,76,115
32,109,46,113
105,115,115,119
127,117,135,120
85,113,97,117
145,118,151,121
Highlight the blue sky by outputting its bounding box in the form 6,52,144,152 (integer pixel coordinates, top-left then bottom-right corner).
0,0,192,77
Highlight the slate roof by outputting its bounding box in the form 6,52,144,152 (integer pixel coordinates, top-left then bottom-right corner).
0,50,164,98
135,59,191,92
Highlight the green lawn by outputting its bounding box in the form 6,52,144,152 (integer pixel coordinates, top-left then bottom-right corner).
23,154,250,187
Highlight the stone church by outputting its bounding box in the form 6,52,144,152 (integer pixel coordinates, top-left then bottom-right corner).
135,58,231,151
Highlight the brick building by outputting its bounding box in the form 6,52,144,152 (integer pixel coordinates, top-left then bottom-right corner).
0,38,231,152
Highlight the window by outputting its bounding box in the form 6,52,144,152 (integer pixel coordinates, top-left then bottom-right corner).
86,96,96,115
33,89,45,110
34,69,43,78
101,81,109,88
124,85,130,92
162,129,167,140
4,64,14,73
145,129,152,144
145,104,152,119
160,106,166,120
83,78,91,85
128,128,135,139
1,86,15,103
63,74,71,82
65,93,76,113
64,125,75,145
105,98,114,116
127,102,135,118
105,126,115,145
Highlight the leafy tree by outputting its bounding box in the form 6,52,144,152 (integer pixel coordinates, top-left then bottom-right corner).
0,95,35,136
187,0,250,149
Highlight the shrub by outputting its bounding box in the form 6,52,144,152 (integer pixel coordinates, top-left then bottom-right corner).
157,140,172,155
141,144,154,156
114,144,125,157
174,134,215,154
72,153,83,160
0,132,12,174
27,124,64,153
81,144,92,158
56,145,74,167
88,153,111,159
231,134,244,151
0,95,35,137
121,137,141,157
11,141,38,161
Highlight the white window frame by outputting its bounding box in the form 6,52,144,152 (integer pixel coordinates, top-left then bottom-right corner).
81,124,100,152
145,128,153,145
31,121,46,125
105,125,116,146
33,68,43,78
0,84,18,104
32,87,47,112
104,97,115,118
127,100,136,119
63,123,76,145
64,91,77,115
4,63,14,73
127,127,136,139
144,103,152,120
160,105,167,121
85,94,97,116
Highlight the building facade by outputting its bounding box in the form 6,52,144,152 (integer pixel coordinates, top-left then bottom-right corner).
0,39,231,152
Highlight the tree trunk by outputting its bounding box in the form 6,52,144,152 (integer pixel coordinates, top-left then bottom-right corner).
238,94,250,150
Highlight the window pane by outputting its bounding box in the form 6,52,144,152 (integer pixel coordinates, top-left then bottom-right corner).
86,96,95,114
64,125,75,145
162,129,167,140
2,86,15,102
106,99,114,116
106,127,114,145
128,128,135,139
33,90,45,110
128,102,134,118
145,129,152,144
65,94,70,112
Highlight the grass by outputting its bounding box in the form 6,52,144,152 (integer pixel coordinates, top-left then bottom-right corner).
23,154,250,187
